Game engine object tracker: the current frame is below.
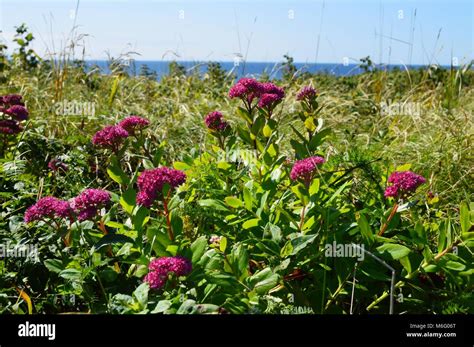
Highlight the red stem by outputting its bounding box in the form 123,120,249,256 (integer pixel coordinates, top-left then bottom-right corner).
378,203,399,236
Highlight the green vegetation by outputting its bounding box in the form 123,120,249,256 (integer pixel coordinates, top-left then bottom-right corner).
0,25,473,314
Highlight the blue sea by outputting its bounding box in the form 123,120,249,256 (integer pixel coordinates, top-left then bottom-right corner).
86,60,439,80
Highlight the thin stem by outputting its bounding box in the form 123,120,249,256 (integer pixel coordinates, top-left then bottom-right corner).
163,191,174,241
378,203,399,236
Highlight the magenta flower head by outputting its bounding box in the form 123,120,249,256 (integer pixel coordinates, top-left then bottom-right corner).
118,115,150,135
1,94,24,106
229,78,264,106
6,105,29,121
71,188,111,221
136,167,186,207
48,159,68,172
296,86,317,101
258,93,282,109
0,119,22,134
261,82,285,99
144,256,192,289
92,125,129,151
290,156,326,186
204,111,229,132
384,171,426,199
257,82,285,114
24,197,72,223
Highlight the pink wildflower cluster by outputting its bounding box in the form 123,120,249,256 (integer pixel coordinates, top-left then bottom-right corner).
136,167,186,207
204,111,229,131
229,78,285,113
70,189,111,221
296,86,318,101
0,94,28,135
25,188,111,225
92,115,150,151
290,156,326,185
118,115,150,134
24,197,72,223
92,125,129,151
143,256,192,289
384,171,426,199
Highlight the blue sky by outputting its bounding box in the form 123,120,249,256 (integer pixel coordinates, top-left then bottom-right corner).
0,0,472,65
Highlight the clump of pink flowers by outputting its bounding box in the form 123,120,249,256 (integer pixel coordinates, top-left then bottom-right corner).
136,167,186,208
92,125,129,152
258,82,285,112
118,115,150,134
229,78,284,114
296,85,317,101
229,77,263,102
0,94,28,135
0,120,22,135
290,156,326,186
70,188,111,221
24,197,72,223
204,111,229,132
384,171,426,199
92,115,150,152
143,256,192,289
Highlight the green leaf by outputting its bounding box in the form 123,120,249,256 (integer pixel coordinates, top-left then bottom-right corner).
44,259,63,273
152,300,172,313
357,214,374,245
395,163,412,172
166,245,178,256
198,199,229,212
444,261,466,271
438,220,447,253
248,268,272,286
280,241,294,258
399,256,412,273
263,124,272,137
94,234,135,250
105,221,124,229
236,106,252,124
460,201,471,234
107,155,129,185
59,269,82,281
251,115,265,135
376,243,411,260
242,218,260,229
170,213,183,236
132,283,149,310
132,206,150,231
120,188,136,215
233,244,249,278
173,161,191,171
309,178,320,196
225,196,244,209
191,236,208,264
280,234,317,257
254,273,280,294
243,187,253,211
309,128,331,150
461,232,474,240
219,236,228,253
